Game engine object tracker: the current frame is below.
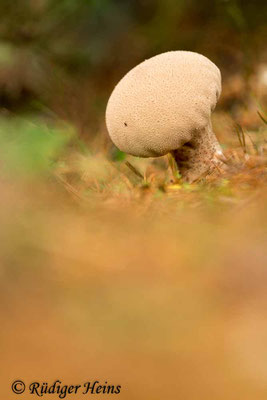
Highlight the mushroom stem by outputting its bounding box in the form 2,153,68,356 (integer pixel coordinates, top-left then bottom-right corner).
173,123,226,183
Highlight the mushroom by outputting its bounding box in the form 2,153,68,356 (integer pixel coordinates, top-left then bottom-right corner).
106,51,226,182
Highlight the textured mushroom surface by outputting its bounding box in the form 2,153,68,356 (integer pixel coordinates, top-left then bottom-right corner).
106,51,224,182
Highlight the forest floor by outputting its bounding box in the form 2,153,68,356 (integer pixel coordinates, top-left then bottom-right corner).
0,83,267,399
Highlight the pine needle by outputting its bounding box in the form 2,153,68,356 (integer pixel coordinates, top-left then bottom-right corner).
235,123,247,153
125,161,144,180
257,110,267,125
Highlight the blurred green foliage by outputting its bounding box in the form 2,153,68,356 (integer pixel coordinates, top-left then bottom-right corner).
0,117,73,176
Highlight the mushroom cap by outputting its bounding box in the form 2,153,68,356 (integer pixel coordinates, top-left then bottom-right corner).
106,51,221,157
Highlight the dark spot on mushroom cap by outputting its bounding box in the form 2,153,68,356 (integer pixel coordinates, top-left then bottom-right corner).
124,122,128,126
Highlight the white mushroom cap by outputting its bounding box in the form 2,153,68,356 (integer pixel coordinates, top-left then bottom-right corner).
106,51,221,158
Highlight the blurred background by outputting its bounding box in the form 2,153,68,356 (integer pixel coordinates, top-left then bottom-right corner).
0,0,266,132
0,1,267,399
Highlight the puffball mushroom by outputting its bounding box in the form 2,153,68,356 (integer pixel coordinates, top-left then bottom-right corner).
106,51,225,182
